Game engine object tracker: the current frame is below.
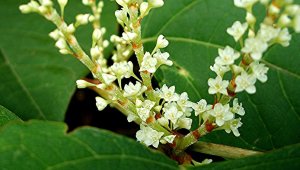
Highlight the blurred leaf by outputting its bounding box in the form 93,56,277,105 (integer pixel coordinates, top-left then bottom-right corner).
0,105,22,128
184,144,300,170
0,0,118,121
0,120,178,170
142,0,300,151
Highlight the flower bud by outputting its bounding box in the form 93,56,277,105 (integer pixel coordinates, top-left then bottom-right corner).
140,2,149,17
49,29,60,40
90,46,101,59
76,14,90,25
246,12,256,25
92,29,102,42
66,24,75,34
95,97,109,111
148,0,164,8
19,5,32,14
58,0,68,7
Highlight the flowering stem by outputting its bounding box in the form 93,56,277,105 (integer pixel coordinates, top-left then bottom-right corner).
189,141,263,159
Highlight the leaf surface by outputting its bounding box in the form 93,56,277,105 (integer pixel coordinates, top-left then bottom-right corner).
0,0,118,121
0,120,178,170
142,0,300,151
0,105,22,128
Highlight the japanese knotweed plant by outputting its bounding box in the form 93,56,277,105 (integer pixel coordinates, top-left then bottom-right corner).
19,0,300,165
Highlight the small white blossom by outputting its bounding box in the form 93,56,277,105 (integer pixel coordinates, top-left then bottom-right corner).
177,117,192,130
250,62,269,83
95,97,109,111
66,24,75,34
148,0,164,8
222,118,243,137
92,29,102,42
123,81,147,97
285,4,300,16
155,35,169,50
137,108,150,121
277,14,292,27
235,71,256,94
122,32,137,42
140,52,157,73
76,80,95,89
76,14,90,25
242,37,268,60
140,2,149,17
102,73,117,85
153,50,173,67
246,12,256,25
257,24,280,42
142,100,156,110
208,103,234,126
159,84,179,101
234,0,259,9
210,64,230,76
115,8,128,24
177,92,192,112
232,98,245,116
259,0,270,5
55,38,68,49
163,103,183,124
208,76,229,95
49,29,60,40
192,99,212,116
136,125,164,148
161,135,176,144
82,0,93,6
110,62,129,77
274,28,291,47
90,46,101,59
158,116,169,127
215,46,240,65
227,21,248,41
127,113,139,122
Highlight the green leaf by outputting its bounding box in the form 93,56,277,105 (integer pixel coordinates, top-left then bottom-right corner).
0,120,179,170
183,144,300,170
0,105,22,128
142,0,300,151
0,0,118,121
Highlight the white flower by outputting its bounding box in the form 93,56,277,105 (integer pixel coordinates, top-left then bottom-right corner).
159,84,179,101
155,35,169,49
257,24,280,42
123,81,147,97
177,92,192,112
250,61,269,83
153,50,173,67
235,71,256,94
95,97,109,111
259,0,270,5
215,46,240,65
241,37,268,60
234,0,258,9
76,14,90,25
110,62,129,77
192,99,212,116
163,103,183,124
246,12,256,25
285,4,300,16
102,73,117,85
49,29,60,40
274,28,291,47
142,100,156,110
208,103,234,126
82,0,93,6
115,8,128,24
58,0,68,7
222,118,243,137
210,64,230,76
208,76,229,95
277,14,292,27
293,13,300,33
136,125,164,148
177,118,192,130
55,38,68,49
232,98,245,116
122,32,137,42
227,21,248,41
148,0,164,8
127,113,139,122
92,29,102,42
158,116,169,127
162,135,176,144
76,80,95,89
140,52,157,73
140,2,149,17
137,108,150,121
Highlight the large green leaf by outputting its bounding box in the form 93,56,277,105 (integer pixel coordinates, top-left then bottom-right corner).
0,0,118,121
0,105,22,128
142,0,300,151
0,120,178,170
184,144,300,170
